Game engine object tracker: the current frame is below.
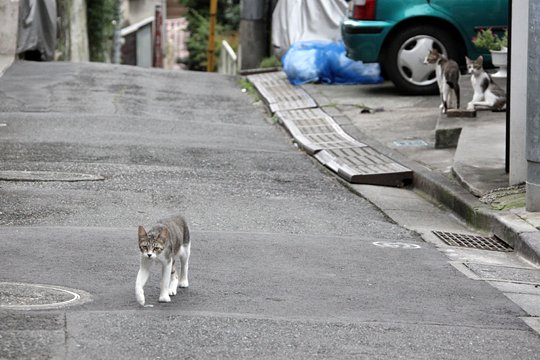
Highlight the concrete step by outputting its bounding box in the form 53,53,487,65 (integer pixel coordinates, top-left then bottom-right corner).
453,121,508,197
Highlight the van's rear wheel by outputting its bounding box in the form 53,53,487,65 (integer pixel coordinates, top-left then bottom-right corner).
382,25,459,95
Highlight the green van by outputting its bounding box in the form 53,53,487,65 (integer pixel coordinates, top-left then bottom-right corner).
341,0,508,94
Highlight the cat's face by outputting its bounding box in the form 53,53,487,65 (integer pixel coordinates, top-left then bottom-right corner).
466,56,483,74
424,49,442,65
138,226,168,259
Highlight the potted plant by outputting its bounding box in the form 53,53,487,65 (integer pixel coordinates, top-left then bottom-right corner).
472,28,508,77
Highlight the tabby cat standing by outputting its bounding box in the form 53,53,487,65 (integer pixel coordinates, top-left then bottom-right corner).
136,214,191,307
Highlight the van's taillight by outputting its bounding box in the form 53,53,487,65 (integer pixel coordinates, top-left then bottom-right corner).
350,0,376,20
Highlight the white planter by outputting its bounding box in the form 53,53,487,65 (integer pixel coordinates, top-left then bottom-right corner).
490,48,507,78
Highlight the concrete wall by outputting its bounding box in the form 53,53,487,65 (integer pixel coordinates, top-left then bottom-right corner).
123,0,164,25
509,1,528,185
0,0,19,56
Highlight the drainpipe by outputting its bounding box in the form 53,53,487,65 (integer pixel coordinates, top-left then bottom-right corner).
526,0,540,211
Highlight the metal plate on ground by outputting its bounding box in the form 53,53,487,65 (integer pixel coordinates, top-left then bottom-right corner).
247,72,317,113
276,108,366,154
315,147,413,187
464,263,540,284
393,139,429,147
433,231,513,252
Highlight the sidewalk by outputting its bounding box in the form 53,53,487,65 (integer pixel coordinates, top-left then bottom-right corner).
248,71,540,266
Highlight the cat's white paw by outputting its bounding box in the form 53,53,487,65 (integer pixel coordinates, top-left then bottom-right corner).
179,279,189,288
169,288,177,296
136,289,145,306
159,295,171,303
467,102,475,110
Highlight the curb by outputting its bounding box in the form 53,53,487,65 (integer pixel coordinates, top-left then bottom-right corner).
247,71,540,266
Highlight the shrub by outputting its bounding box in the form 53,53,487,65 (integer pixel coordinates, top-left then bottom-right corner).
87,0,119,62
179,0,240,71
473,28,508,51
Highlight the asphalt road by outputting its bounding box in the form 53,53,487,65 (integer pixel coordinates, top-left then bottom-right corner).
1,62,539,359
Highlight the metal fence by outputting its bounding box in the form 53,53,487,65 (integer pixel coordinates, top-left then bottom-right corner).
219,40,238,75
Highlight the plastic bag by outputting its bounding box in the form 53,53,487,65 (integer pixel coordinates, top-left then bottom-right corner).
282,41,383,85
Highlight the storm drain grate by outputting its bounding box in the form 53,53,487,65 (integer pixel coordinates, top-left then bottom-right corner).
432,231,513,252
247,72,317,112
315,147,413,187
275,108,366,154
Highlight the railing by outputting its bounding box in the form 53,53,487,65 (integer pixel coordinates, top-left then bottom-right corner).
219,40,237,75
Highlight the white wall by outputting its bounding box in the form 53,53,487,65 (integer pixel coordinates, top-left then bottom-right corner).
509,1,528,185
123,0,165,25
0,0,19,56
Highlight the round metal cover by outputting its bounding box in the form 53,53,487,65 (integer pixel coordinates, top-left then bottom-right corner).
0,282,92,310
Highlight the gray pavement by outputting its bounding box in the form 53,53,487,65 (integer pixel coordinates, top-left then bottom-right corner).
1,61,540,359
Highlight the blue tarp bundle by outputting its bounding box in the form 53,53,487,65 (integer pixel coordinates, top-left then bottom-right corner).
282,41,384,85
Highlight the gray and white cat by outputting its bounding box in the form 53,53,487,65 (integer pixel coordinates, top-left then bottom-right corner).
466,55,506,110
136,214,191,306
424,48,460,113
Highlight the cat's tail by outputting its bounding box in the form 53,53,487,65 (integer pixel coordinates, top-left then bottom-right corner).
494,97,506,110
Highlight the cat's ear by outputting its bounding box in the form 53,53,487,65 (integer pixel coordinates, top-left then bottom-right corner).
477,56,484,64
138,225,147,239
157,227,169,243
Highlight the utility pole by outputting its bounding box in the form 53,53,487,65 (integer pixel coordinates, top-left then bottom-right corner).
239,0,268,70
207,0,218,72
153,4,164,68
526,0,540,211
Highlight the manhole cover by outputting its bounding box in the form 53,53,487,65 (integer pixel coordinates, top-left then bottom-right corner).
0,170,104,182
432,231,513,252
393,139,429,147
0,282,91,310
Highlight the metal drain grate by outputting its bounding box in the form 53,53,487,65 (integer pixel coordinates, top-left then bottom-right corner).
315,147,413,187
276,108,366,154
247,72,317,112
432,231,513,252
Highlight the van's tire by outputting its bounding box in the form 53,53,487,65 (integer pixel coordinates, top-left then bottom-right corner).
382,25,460,95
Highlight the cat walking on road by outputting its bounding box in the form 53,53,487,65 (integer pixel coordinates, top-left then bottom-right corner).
136,214,191,306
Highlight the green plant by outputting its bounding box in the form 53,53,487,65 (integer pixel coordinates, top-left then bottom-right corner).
87,0,119,62
180,0,240,71
258,56,281,69
473,28,508,51
180,0,239,30
238,78,259,101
